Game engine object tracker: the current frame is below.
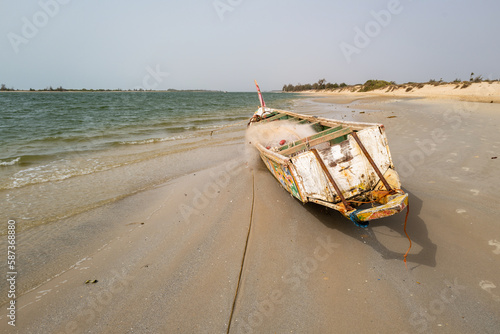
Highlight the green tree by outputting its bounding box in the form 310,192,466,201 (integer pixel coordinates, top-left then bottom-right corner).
317,79,326,90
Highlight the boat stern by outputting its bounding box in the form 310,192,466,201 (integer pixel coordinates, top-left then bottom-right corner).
344,191,409,227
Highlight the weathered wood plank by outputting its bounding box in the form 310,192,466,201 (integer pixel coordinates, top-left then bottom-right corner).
278,125,343,152
280,127,352,156
261,113,287,122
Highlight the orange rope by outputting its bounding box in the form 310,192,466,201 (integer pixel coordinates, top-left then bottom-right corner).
403,204,411,269
343,188,412,268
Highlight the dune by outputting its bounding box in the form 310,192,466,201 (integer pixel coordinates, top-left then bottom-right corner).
303,81,500,104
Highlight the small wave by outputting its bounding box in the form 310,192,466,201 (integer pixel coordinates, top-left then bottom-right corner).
2,159,120,190
119,135,193,145
0,157,20,166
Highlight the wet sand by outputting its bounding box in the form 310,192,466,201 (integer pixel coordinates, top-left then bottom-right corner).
1,96,500,333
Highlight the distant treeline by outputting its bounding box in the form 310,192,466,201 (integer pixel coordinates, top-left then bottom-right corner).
0,84,148,92
0,84,221,92
0,84,15,91
282,79,348,92
0,84,71,91
283,74,499,93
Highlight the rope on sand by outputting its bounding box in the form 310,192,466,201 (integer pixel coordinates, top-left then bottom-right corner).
403,204,411,269
226,170,255,333
344,188,412,266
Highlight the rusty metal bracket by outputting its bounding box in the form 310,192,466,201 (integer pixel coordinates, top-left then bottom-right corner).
311,148,354,211
351,131,393,193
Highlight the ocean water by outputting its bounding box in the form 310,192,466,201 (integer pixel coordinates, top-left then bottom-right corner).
0,91,302,234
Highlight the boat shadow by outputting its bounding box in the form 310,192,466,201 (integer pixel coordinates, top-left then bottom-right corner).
303,190,437,268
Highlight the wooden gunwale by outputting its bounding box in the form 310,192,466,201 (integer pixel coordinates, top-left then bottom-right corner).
278,125,343,152
270,109,380,131
279,128,353,156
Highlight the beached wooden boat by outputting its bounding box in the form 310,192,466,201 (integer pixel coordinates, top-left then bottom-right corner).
248,91,408,227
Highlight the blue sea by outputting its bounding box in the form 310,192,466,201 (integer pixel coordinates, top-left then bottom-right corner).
0,91,302,233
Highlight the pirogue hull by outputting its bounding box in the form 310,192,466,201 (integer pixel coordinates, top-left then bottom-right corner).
248,107,408,227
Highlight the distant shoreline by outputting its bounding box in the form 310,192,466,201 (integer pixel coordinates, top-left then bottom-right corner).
294,82,500,104
2,82,498,103
0,89,225,93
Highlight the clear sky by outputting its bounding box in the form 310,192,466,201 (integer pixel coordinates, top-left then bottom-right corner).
1,0,499,91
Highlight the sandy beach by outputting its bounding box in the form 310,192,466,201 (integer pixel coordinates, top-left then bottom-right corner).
302,81,500,104
1,93,500,333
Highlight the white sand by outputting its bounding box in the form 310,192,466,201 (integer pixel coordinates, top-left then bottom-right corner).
305,81,500,103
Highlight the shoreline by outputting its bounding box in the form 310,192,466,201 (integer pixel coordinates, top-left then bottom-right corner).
293,81,500,104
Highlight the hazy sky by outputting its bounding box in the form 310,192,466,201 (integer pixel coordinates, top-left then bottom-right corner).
1,0,499,91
